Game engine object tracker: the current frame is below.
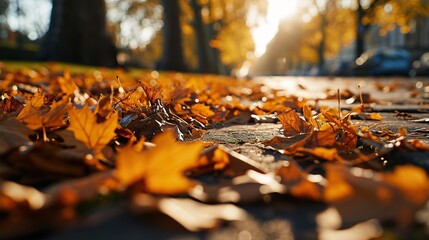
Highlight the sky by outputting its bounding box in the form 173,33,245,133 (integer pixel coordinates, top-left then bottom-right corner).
6,0,52,40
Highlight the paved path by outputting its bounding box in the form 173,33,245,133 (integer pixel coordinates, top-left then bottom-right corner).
51,76,429,240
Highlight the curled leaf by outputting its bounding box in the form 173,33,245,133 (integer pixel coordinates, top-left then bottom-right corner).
278,109,311,136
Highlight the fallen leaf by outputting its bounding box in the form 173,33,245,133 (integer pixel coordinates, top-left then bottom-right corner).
0,94,24,114
354,112,383,121
324,164,429,228
0,118,32,154
141,82,162,104
115,131,204,194
57,75,79,96
191,103,215,118
67,105,118,158
275,161,324,201
398,126,407,136
16,96,71,130
278,109,311,136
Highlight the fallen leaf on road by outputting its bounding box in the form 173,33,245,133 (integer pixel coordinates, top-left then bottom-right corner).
115,131,203,194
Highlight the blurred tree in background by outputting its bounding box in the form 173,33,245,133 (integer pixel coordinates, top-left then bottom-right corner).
39,0,118,67
0,0,8,39
1,0,429,75
250,0,429,75
355,0,429,58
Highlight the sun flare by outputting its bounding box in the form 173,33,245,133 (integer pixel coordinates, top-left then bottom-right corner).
252,0,299,57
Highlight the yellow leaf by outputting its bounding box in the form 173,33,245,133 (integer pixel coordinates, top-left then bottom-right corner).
68,105,118,154
115,131,204,194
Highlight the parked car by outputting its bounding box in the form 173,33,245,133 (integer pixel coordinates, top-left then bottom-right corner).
410,52,429,76
352,48,411,76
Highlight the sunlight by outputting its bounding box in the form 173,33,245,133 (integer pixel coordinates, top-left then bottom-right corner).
252,0,299,57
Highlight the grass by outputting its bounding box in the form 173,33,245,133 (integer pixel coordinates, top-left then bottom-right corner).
0,60,119,73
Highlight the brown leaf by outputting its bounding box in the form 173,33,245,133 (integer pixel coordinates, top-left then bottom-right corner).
278,109,311,136
0,94,24,114
0,118,32,154
141,82,162,104
94,94,114,120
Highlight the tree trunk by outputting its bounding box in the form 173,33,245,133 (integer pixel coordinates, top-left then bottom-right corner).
38,0,117,67
189,0,217,73
317,14,327,75
156,0,187,72
355,2,365,59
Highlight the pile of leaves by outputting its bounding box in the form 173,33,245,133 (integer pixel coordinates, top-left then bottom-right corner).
1,63,429,239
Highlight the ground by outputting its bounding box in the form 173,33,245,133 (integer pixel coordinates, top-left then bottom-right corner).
52,77,429,240
1,63,429,240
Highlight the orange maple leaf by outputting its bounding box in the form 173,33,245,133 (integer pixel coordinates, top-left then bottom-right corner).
67,105,118,157
16,95,70,130
191,103,215,118
115,131,204,194
57,75,79,96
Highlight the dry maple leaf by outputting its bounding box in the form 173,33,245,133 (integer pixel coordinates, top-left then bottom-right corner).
115,131,204,194
278,109,311,136
57,75,79,96
16,96,70,131
0,93,24,114
303,105,318,128
94,94,114,120
191,103,215,118
68,105,118,157
141,82,162,104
